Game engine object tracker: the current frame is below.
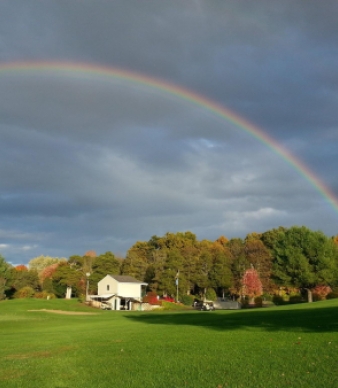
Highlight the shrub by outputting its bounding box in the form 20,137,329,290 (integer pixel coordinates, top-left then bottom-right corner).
143,291,160,305
240,296,249,308
161,301,187,310
262,293,273,302
162,296,175,302
14,286,35,299
52,282,67,298
289,295,304,304
326,292,338,299
254,296,263,307
78,294,86,303
312,293,322,302
180,294,195,306
205,288,217,301
311,285,332,300
34,291,56,299
272,295,285,305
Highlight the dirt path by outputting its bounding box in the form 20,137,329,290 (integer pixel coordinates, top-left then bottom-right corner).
28,309,98,315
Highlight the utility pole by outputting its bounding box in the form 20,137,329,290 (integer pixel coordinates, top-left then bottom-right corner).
86,272,91,302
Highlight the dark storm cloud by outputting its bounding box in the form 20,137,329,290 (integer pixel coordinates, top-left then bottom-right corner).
0,0,337,264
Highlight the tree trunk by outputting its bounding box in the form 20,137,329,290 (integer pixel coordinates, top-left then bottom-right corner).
306,288,313,303
65,286,72,299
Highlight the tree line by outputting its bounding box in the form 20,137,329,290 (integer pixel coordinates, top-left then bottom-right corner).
1,225,338,303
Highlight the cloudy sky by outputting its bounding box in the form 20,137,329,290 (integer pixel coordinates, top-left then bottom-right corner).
1,1,337,265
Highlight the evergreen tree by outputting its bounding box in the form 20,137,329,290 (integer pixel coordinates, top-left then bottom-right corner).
90,251,121,293
0,255,11,300
209,241,233,299
270,226,338,301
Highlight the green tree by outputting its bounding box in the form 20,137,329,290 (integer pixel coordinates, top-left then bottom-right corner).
121,247,148,281
228,238,247,295
205,287,217,301
261,226,288,251
209,241,233,299
0,255,12,300
90,251,121,293
149,248,168,292
68,255,85,270
159,249,185,297
10,268,40,293
52,262,82,298
180,244,200,295
152,232,200,296
193,248,212,298
271,226,338,302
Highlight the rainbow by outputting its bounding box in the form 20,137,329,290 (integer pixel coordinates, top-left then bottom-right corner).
1,60,337,212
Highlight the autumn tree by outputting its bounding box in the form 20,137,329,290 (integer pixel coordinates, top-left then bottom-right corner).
312,285,332,300
15,265,28,272
39,263,60,294
215,235,229,247
28,255,66,273
61,227,336,302
244,236,272,292
241,267,263,303
40,263,59,282
84,250,97,258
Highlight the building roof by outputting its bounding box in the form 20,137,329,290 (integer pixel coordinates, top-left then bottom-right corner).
108,275,147,284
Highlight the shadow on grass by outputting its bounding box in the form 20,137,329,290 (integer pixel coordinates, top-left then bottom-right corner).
124,303,338,333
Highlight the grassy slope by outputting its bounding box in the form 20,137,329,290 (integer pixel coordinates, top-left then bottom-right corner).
0,298,337,388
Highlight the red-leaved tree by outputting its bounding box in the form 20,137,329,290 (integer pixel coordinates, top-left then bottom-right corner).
241,267,263,303
40,263,59,282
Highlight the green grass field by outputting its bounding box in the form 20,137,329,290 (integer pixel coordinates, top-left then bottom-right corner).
0,298,337,388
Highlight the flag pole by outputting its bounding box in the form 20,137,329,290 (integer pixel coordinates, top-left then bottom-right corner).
175,270,179,303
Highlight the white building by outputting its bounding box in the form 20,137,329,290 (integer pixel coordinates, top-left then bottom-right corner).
92,275,147,311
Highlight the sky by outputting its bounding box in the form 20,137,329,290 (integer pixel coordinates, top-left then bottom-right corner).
0,1,337,265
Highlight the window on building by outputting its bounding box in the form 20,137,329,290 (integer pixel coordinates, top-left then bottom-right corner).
107,285,110,291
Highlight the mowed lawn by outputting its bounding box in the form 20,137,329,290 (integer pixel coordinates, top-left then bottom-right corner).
0,299,337,388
